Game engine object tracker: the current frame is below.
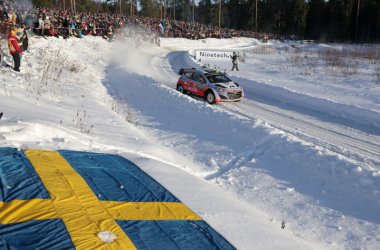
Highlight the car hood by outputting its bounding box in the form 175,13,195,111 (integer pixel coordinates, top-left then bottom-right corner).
215,81,240,89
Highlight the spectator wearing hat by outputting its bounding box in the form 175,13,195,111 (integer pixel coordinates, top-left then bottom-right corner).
8,27,22,72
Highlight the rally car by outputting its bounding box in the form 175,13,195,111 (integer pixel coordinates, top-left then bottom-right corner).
176,68,244,104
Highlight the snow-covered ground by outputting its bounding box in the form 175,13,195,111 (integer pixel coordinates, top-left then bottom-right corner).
1,34,379,250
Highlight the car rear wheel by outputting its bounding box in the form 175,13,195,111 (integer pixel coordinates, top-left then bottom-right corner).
177,84,186,94
206,92,216,104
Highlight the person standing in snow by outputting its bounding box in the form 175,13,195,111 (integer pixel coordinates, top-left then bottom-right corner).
8,27,22,72
106,24,114,41
231,52,239,71
18,23,29,52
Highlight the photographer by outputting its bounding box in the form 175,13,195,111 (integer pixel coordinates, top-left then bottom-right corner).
231,52,239,71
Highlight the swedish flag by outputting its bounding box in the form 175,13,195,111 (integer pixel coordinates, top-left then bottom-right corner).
0,148,235,249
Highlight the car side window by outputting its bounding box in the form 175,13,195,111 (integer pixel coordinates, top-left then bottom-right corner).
212,75,230,83
191,72,201,81
184,72,192,78
199,76,205,84
207,76,215,83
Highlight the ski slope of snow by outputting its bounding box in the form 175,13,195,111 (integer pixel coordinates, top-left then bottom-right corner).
0,34,379,250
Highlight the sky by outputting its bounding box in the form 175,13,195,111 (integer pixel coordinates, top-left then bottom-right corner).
0,32,379,249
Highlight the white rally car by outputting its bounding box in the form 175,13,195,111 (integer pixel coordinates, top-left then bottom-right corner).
176,68,244,104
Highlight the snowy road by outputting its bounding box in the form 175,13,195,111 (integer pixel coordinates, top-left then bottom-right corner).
153,49,380,175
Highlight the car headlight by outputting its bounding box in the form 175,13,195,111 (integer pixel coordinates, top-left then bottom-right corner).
217,87,226,92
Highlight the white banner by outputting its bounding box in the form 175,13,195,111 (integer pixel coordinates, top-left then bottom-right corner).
195,50,233,61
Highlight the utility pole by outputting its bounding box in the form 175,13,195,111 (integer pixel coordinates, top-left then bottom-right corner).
355,0,361,42
218,0,221,28
255,0,258,33
71,0,76,13
162,1,164,19
130,0,134,16
166,0,168,18
278,0,281,35
192,0,194,23
120,0,122,16
160,0,162,19
174,0,176,20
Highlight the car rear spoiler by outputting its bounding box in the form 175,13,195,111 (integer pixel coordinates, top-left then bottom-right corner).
203,68,218,74
178,68,196,75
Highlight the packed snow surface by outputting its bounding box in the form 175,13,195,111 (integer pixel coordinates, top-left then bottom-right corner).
1,34,379,249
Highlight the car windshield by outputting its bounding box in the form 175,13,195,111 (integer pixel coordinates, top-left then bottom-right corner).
206,74,231,83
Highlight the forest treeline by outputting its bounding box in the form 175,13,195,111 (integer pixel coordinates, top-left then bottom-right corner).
32,0,380,43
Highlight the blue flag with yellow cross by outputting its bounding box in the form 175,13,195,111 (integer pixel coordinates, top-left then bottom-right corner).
0,147,235,249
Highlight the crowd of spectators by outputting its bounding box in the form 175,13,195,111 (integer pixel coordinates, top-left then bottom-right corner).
1,6,125,41
1,0,289,43
0,0,296,72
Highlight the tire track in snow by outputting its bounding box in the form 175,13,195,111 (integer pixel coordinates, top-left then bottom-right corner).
220,99,380,170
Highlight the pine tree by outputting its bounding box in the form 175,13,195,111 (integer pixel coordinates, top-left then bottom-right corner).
305,0,327,41
292,0,308,37
327,0,355,42
140,0,160,18
198,0,212,25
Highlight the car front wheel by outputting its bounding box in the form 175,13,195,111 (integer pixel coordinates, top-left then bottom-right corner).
177,84,186,94
206,92,216,104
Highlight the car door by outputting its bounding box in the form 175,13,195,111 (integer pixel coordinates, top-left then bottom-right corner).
194,74,207,97
186,72,200,95
188,72,207,97
180,72,192,92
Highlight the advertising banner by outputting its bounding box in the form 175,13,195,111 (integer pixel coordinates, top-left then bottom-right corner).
196,50,233,61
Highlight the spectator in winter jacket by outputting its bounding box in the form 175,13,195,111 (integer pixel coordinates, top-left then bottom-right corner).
106,25,113,41
0,6,4,21
19,23,28,52
36,15,44,35
8,27,22,71
231,52,239,71
7,9,16,24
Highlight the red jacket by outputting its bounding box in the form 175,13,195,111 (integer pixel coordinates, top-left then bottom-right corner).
8,33,22,54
